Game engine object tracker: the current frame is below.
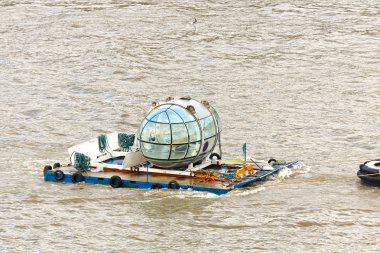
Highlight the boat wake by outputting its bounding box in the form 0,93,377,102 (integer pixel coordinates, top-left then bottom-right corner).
229,186,267,196
142,188,220,199
276,168,293,180
272,161,310,181
229,162,310,196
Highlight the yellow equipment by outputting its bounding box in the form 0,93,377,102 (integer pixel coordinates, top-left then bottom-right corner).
235,164,255,179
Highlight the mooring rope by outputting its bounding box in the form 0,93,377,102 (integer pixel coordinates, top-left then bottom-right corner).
118,133,135,151
74,152,91,172
98,134,109,153
244,172,380,189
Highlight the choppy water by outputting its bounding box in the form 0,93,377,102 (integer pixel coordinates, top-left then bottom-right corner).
1,0,379,252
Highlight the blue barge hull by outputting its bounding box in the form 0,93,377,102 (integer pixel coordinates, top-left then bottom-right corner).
44,170,231,195
43,161,299,195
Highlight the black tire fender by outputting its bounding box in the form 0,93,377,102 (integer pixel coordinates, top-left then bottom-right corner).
44,165,52,173
168,180,180,189
359,164,379,175
53,162,61,169
131,166,140,173
209,153,221,160
110,175,123,188
54,170,65,181
151,183,163,189
72,172,84,183
268,158,278,164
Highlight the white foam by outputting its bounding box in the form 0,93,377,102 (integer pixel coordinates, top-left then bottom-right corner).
290,161,311,174
277,168,293,180
229,186,267,196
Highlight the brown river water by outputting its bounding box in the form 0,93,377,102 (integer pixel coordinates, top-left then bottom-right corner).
0,0,379,252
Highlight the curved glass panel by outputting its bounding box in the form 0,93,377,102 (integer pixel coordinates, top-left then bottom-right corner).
140,121,156,142
138,119,148,139
155,123,171,144
186,121,201,142
185,141,201,158
202,116,216,139
211,107,222,132
146,108,167,121
150,112,169,123
169,144,188,160
141,142,170,159
171,124,189,144
166,109,184,123
140,122,171,144
171,106,195,122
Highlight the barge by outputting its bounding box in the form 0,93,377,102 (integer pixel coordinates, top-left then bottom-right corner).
43,160,299,195
43,97,299,195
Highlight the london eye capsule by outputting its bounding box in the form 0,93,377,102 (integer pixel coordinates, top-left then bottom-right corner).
137,97,222,169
